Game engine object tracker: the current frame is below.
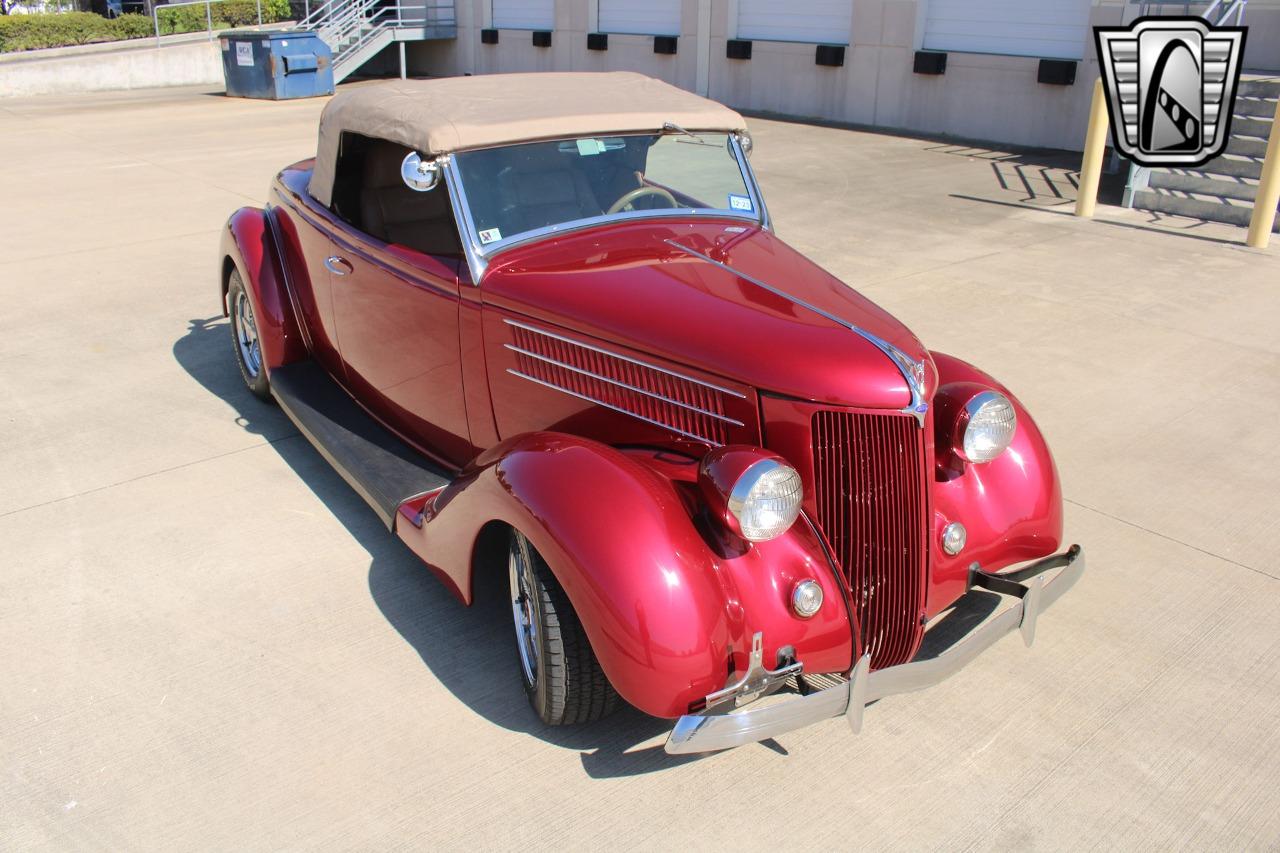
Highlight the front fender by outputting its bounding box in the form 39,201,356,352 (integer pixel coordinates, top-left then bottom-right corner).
219,206,305,374
927,352,1063,616
395,433,854,718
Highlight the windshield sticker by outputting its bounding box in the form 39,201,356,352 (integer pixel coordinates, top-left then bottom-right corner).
575,139,606,156
728,194,754,212
478,227,502,244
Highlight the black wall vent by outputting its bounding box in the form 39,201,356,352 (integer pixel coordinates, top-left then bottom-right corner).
913,51,946,75
726,39,752,60
654,35,677,55
480,28,498,45
532,30,551,48
1038,59,1077,85
815,44,845,67
587,32,608,51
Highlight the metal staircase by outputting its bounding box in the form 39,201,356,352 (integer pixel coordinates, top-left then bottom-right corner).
297,0,456,84
1123,0,1280,232
1128,77,1280,231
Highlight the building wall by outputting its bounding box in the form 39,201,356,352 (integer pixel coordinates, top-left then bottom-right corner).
403,0,1279,153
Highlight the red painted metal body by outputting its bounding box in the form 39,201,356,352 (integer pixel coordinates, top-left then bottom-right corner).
219,160,1064,720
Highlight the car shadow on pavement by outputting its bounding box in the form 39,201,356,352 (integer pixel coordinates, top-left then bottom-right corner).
173,315,737,778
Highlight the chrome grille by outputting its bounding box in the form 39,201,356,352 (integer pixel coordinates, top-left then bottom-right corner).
812,410,928,668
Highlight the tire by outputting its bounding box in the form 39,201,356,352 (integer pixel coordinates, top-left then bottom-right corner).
508,529,620,725
227,269,272,402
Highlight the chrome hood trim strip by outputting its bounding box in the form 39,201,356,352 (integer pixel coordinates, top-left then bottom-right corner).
665,240,928,425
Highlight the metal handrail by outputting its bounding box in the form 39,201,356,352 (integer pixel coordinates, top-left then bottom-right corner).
301,0,454,33
1135,0,1247,25
152,0,264,45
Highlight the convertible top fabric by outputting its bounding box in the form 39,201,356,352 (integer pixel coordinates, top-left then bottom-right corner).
308,72,747,206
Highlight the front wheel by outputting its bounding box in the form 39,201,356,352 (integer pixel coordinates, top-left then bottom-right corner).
508,529,620,725
228,269,271,402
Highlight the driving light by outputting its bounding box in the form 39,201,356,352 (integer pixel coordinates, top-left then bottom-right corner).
942,522,967,556
959,391,1017,463
792,580,824,618
700,449,803,543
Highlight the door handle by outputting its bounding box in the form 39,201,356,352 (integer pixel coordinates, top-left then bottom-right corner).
324,255,352,275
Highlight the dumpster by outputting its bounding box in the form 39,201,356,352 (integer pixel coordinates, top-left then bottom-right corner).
219,30,334,100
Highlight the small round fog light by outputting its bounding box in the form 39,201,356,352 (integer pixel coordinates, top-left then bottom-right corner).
942,522,967,556
792,579,824,619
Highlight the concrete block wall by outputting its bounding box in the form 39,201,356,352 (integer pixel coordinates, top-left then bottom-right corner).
402,0,1279,152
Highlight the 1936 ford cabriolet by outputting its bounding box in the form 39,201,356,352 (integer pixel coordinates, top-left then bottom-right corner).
219,72,1084,754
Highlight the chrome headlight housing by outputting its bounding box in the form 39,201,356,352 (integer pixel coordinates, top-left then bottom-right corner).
700,449,803,542
957,391,1017,463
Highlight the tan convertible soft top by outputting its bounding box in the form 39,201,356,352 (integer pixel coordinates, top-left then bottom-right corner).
308,72,747,207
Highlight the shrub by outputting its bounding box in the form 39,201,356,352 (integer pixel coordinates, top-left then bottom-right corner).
0,2,292,51
0,12,154,51
156,0,290,35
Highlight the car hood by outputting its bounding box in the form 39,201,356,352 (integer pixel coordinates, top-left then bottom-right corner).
480,220,934,410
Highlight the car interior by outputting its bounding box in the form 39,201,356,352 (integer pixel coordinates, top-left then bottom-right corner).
328,132,709,254
458,137,678,238
330,132,464,259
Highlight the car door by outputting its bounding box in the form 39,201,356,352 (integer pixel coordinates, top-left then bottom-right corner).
269,168,346,380
328,233,473,468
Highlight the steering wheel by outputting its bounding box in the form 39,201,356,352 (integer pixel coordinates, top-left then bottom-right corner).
607,185,679,215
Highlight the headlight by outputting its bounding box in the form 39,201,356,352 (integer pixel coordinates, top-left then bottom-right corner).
958,391,1017,463
699,449,803,542
728,460,802,541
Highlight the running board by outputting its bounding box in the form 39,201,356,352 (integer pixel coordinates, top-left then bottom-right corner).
269,360,451,530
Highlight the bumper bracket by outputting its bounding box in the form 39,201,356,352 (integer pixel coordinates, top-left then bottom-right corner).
665,545,1085,754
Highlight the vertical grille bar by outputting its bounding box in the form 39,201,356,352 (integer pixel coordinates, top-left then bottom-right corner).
812,410,928,669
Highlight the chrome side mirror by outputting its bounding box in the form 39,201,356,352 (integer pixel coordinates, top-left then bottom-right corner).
401,151,440,192
735,131,753,159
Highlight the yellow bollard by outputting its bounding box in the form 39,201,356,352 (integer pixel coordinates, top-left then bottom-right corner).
1076,78,1110,218
1246,96,1280,249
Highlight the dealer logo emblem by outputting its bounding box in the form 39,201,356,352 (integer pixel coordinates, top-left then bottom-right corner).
1094,17,1247,167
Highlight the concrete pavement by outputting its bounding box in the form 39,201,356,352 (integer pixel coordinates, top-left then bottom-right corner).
1,84,1278,850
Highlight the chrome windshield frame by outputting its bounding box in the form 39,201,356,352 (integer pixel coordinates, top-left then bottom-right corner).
444,130,770,285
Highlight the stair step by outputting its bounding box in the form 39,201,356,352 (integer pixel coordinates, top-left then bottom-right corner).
270,360,452,530
1225,134,1271,157
1231,114,1275,138
1234,96,1280,118
1147,171,1259,202
1238,78,1280,99
1132,190,1280,231
1182,153,1266,180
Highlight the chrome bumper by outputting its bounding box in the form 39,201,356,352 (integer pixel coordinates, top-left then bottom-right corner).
665,545,1085,755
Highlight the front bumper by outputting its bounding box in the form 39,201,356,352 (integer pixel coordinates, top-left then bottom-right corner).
665,545,1085,754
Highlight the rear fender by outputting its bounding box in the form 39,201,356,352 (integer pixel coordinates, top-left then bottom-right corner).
220,206,306,373
395,433,854,718
927,352,1064,616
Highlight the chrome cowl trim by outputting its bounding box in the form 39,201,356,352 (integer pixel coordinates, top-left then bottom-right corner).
664,545,1085,754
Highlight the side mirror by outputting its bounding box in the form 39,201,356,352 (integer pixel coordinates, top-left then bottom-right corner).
736,131,754,159
401,151,441,192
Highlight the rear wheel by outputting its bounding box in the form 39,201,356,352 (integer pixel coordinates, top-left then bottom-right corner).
508,528,620,725
228,269,271,401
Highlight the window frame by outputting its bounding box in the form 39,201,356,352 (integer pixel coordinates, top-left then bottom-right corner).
440,131,770,283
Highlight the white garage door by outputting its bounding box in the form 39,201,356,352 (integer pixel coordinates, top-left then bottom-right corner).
923,0,1092,60
492,0,553,30
599,0,681,36
736,0,852,45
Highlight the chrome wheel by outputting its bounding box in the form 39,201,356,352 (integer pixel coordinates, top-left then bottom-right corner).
234,290,262,378
509,532,540,688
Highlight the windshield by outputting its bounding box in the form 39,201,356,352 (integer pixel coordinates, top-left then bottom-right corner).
452,132,759,250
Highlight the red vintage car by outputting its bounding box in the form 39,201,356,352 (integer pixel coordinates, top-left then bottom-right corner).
219,72,1083,753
